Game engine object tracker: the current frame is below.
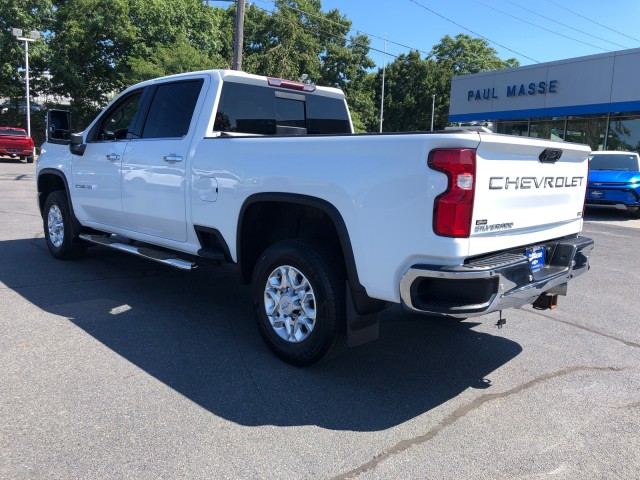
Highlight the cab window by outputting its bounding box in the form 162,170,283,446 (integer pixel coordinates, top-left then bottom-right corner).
95,91,143,141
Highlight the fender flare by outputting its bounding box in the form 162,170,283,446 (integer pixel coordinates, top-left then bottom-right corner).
38,168,83,235
237,192,387,315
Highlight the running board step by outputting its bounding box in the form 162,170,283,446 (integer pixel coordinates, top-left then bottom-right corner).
79,234,197,270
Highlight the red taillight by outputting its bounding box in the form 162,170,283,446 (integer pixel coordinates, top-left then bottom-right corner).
267,77,316,92
428,148,476,237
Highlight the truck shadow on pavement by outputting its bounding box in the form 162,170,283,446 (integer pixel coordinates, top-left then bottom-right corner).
2,237,522,432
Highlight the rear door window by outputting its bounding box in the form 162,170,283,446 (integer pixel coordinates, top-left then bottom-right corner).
214,82,276,135
142,79,203,139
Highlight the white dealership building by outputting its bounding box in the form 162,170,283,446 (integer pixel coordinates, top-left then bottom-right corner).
448,48,640,152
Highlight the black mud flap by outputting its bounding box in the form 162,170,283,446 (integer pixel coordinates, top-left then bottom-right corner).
346,285,379,348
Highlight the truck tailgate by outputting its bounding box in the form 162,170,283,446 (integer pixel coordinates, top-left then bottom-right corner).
470,134,590,257
0,135,31,149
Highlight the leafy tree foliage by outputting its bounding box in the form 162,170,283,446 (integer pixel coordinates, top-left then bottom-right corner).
0,0,52,128
374,34,519,132
48,0,228,127
239,0,376,130
431,34,519,75
126,0,229,84
373,51,434,132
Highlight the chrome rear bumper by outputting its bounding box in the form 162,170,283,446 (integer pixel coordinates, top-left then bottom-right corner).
400,236,594,318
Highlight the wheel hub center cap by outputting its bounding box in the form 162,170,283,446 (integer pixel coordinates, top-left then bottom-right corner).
279,294,294,315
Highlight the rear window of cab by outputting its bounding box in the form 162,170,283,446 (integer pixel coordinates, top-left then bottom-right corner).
214,82,350,135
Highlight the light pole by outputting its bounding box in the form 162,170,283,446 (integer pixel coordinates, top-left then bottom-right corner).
431,95,435,132
12,28,41,138
379,33,387,133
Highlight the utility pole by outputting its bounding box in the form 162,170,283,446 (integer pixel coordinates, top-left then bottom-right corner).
232,0,246,71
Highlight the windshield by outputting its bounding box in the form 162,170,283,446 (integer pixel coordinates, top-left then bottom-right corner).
0,128,26,137
589,154,640,171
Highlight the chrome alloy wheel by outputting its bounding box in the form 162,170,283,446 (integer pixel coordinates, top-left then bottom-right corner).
264,265,316,343
47,204,64,248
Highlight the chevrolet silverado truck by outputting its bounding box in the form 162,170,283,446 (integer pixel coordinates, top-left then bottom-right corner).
0,126,35,163
36,70,594,366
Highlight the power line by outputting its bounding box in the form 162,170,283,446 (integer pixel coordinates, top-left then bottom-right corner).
545,0,640,44
252,0,430,57
506,0,630,49
477,1,611,52
406,0,540,63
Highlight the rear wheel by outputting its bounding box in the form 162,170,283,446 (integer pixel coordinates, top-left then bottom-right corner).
26,154,34,164
252,239,346,366
43,190,87,259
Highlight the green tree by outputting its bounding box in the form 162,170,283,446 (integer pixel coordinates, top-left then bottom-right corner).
374,34,520,132
0,0,53,149
242,0,348,83
240,1,376,131
430,34,519,75
0,0,52,126
431,35,519,129
0,0,52,99
126,0,228,84
48,0,138,125
372,51,434,132
48,0,229,128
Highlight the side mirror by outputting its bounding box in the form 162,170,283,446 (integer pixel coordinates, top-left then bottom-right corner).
69,133,86,156
46,109,72,144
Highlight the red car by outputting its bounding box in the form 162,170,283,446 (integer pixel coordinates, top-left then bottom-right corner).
0,126,35,163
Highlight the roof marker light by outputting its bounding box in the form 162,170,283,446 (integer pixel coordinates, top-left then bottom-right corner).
267,77,316,93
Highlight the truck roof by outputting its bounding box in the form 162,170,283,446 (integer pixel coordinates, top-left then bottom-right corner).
124,69,346,101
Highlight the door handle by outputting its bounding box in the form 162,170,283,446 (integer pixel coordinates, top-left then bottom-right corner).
106,153,120,161
163,154,183,163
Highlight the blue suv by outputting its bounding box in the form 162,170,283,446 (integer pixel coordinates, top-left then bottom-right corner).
586,151,640,217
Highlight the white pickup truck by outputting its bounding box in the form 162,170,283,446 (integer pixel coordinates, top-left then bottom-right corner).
37,69,593,365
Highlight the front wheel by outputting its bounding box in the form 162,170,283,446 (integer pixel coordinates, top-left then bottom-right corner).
26,154,34,164
43,190,87,259
252,239,346,366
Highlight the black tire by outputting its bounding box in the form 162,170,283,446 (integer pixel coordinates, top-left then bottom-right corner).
26,155,34,164
43,190,87,259
252,239,346,366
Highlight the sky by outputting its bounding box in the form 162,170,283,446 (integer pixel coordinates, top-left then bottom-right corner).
251,0,640,68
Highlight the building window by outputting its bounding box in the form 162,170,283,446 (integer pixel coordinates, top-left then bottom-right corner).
530,118,565,142
565,115,607,151
496,120,529,136
607,113,640,153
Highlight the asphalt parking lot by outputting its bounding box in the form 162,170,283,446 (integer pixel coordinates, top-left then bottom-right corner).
1,158,639,479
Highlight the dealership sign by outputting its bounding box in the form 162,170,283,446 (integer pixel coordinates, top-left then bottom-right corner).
468,80,558,101
449,49,640,121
